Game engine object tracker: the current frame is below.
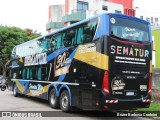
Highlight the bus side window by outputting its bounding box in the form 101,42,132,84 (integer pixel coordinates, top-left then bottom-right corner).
76,19,98,44
71,28,78,46
41,39,48,52
50,37,57,51
41,67,48,80
83,20,98,43
53,34,63,49
22,68,26,79
63,29,76,47
77,27,83,44
37,67,41,80
30,68,32,80
26,68,30,80
82,27,92,43
31,67,37,80
17,69,22,79
91,21,97,36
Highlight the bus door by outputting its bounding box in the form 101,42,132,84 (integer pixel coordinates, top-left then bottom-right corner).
77,63,96,110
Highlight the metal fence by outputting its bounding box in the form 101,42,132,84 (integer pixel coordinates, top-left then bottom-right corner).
152,68,160,90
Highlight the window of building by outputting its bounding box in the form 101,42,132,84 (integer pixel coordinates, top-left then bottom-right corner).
140,16,143,19
146,17,150,22
102,6,108,11
155,18,159,22
151,17,153,23
77,1,88,11
115,10,122,14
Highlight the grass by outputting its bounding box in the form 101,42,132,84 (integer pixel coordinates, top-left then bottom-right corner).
152,29,160,67
135,102,160,111
132,102,160,118
120,102,160,118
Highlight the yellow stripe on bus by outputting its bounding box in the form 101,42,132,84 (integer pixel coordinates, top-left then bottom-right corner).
96,52,109,70
16,80,24,93
74,45,108,70
150,60,152,73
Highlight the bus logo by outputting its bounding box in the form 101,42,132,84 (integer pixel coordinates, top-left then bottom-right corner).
111,77,125,91
110,18,116,24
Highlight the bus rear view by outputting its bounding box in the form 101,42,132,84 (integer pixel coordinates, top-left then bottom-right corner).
10,13,152,112
101,14,152,110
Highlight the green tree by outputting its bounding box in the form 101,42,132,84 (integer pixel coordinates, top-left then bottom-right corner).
0,26,41,76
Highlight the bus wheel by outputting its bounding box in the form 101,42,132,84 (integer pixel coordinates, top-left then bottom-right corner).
60,90,71,112
13,84,18,97
1,85,6,91
49,89,59,109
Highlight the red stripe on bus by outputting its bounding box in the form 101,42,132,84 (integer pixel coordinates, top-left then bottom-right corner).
111,37,144,46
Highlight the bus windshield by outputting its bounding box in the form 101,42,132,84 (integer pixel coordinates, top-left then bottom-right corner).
110,17,150,42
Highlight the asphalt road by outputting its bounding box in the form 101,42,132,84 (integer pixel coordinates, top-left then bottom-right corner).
0,90,151,120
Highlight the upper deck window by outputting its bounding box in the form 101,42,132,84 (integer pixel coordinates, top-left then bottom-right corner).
110,17,150,42
11,18,98,59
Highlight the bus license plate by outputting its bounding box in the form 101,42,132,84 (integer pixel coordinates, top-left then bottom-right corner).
126,92,135,96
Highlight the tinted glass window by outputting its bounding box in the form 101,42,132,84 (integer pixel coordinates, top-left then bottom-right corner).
11,18,98,59
77,19,98,44
63,28,77,47
110,17,150,42
52,33,65,49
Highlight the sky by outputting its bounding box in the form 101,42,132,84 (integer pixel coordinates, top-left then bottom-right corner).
133,0,160,14
0,0,65,35
0,0,159,35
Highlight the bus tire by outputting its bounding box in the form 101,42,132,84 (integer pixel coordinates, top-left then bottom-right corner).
13,84,18,97
60,90,71,112
49,89,59,109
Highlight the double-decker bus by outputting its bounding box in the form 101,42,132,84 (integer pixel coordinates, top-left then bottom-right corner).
10,13,152,112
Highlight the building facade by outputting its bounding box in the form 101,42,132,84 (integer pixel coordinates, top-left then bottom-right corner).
132,1,160,68
135,10,160,30
108,0,135,16
46,0,135,32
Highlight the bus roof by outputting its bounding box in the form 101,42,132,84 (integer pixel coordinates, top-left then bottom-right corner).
14,13,150,49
